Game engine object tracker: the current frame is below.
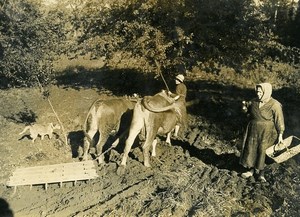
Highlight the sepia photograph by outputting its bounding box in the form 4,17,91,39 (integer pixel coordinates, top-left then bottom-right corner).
0,0,300,216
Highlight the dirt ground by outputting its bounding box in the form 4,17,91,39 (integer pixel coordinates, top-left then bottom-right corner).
1,77,300,217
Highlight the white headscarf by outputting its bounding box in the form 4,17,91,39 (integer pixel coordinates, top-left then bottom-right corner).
256,83,272,103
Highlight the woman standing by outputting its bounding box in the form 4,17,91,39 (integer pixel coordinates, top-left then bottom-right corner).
240,83,285,182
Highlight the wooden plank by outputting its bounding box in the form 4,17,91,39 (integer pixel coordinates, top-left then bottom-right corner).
10,168,96,179
12,166,95,176
7,172,98,184
8,178,96,186
7,175,98,186
6,160,99,188
9,169,98,180
7,170,98,185
10,171,93,178
7,176,98,186
13,161,95,173
11,167,95,178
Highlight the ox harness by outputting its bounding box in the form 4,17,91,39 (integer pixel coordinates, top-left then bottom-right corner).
141,92,182,118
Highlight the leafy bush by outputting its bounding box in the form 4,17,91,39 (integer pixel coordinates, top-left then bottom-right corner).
0,0,64,88
0,0,300,90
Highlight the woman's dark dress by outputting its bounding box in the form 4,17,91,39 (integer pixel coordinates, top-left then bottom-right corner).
240,98,285,170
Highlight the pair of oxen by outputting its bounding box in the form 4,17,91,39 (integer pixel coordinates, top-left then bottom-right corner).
82,90,182,169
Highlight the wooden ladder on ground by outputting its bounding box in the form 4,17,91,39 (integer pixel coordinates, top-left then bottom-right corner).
6,160,98,193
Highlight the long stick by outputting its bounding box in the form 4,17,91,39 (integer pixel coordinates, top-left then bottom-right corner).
36,78,68,146
155,60,170,92
293,136,300,141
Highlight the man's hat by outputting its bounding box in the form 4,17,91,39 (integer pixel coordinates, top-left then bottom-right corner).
176,74,184,82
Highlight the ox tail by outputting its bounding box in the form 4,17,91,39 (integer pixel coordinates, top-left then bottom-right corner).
142,97,176,113
19,126,30,135
83,100,101,144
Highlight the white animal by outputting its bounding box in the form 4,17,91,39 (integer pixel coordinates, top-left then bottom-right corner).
19,123,61,143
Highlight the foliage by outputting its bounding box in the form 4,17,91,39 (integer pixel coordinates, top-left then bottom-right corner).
0,0,64,88
0,0,299,89
65,0,299,76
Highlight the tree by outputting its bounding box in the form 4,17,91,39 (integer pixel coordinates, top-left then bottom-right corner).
66,0,298,75
0,0,64,88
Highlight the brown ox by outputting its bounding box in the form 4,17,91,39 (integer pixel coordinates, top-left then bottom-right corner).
120,91,182,168
82,97,137,164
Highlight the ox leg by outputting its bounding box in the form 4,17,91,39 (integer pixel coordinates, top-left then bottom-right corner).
174,125,180,137
166,132,171,146
82,129,97,161
142,131,157,168
95,131,109,165
151,139,158,157
120,125,143,167
31,133,38,143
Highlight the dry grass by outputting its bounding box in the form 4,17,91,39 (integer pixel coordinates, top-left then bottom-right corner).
190,60,300,91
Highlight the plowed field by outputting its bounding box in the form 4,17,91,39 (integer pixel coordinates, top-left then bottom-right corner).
1,80,300,217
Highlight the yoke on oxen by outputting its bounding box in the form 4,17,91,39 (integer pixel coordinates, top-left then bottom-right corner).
142,91,182,118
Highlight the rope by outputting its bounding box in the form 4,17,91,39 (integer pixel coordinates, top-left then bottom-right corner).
293,135,300,141
36,77,68,147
